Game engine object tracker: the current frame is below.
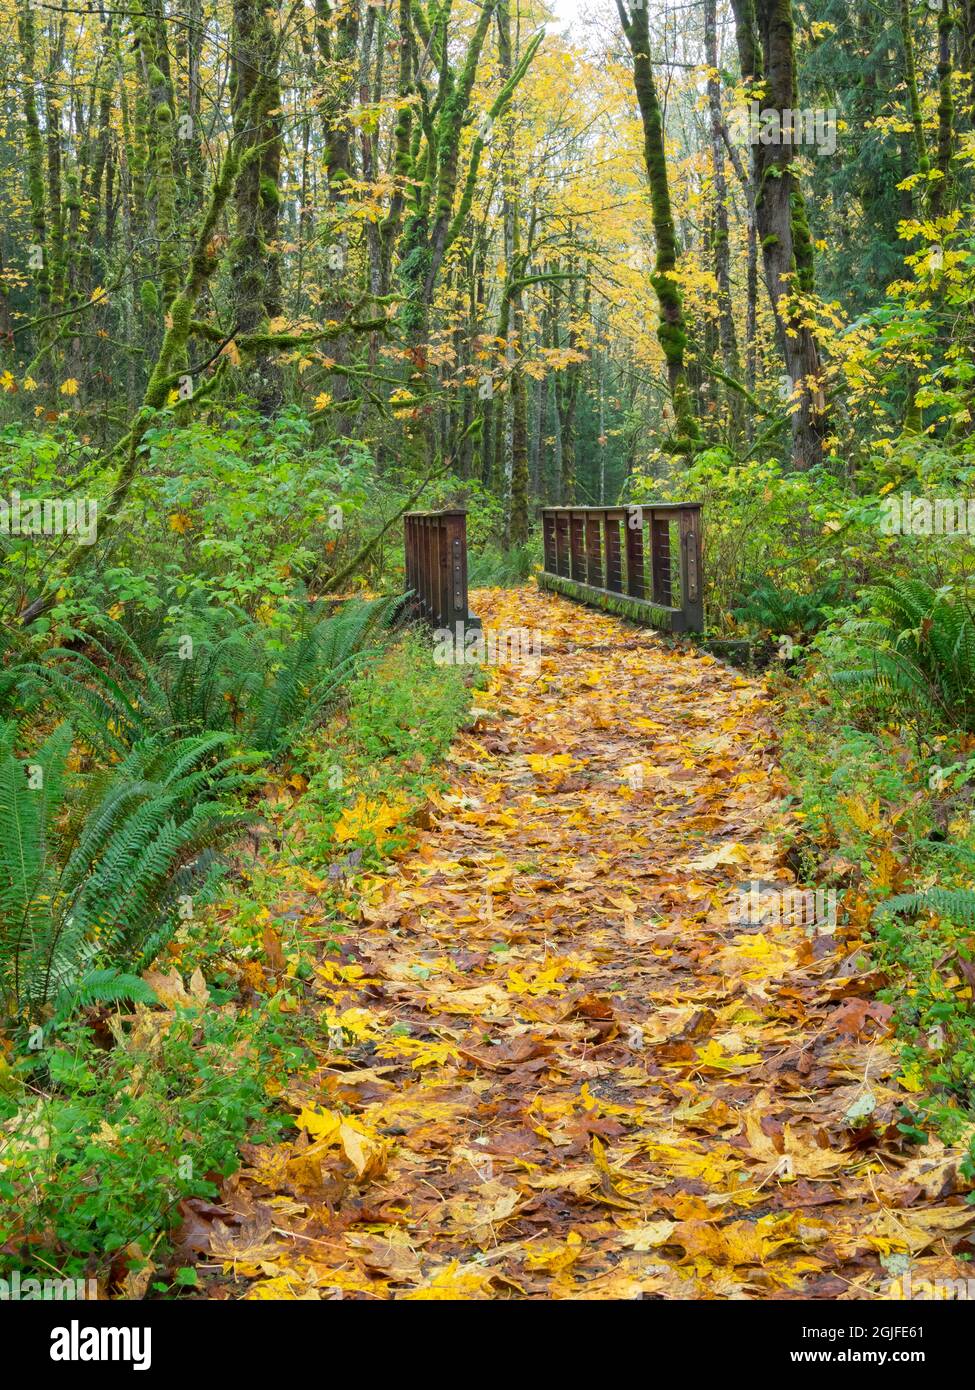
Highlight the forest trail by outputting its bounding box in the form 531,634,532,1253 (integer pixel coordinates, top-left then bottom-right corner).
201,588,972,1300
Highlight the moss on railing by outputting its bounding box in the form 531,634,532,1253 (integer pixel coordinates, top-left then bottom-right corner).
535,570,684,632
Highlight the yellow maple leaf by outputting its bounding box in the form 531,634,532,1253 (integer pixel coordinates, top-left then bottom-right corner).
295,1105,388,1180
402,1260,495,1300
333,793,410,849
897,1062,925,1094
526,752,582,773
525,1230,584,1273
692,1039,761,1072
506,964,565,997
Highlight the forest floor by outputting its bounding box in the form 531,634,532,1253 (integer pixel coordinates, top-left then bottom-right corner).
197,588,974,1300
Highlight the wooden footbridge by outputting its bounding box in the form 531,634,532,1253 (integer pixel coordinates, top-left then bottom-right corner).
404,502,703,634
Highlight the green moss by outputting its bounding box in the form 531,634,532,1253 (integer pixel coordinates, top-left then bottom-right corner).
140,278,160,314
536,570,680,632
259,175,281,209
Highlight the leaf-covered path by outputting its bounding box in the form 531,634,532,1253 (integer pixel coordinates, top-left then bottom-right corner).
205,587,972,1299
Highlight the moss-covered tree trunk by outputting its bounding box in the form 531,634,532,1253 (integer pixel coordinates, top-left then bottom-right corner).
616,0,701,455
135,0,180,314
379,0,414,294
900,0,930,179
15,0,49,335
497,0,529,546
317,0,360,197
931,0,955,216
231,0,284,414
399,0,497,341
705,0,741,396
44,5,66,315
557,262,586,504
730,0,828,470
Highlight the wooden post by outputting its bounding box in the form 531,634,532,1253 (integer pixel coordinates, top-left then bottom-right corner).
570,513,585,581
650,511,672,607
543,512,557,572
443,510,470,631
624,506,645,599
585,513,602,588
604,514,622,593
679,505,703,632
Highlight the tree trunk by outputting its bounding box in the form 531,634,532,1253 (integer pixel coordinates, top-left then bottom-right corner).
616,0,700,454
730,0,828,470
705,0,740,391
231,0,283,414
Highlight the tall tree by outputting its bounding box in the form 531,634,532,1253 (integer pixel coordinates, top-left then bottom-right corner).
730,0,828,470
616,0,701,455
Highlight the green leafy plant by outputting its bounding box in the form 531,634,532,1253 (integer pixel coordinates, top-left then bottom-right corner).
0,720,258,1023
468,539,539,588
874,887,975,926
733,579,840,635
0,1000,304,1281
33,595,395,758
827,578,975,728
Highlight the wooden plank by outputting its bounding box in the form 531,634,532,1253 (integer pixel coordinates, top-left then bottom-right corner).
404,509,479,632
650,513,672,607
437,516,449,627
570,514,586,581
604,514,623,593
624,508,645,599
585,514,603,588
537,570,686,631
679,505,704,632
543,512,557,572
558,516,570,576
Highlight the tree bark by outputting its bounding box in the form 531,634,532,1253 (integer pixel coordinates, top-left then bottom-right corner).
730,0,827,470
616,0,700,454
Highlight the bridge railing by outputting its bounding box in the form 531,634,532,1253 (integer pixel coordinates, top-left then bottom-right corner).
538,503,703,633
404,508,480,631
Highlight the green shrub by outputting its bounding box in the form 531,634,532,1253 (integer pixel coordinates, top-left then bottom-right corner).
34,595,394,758
824,577,975,730
298,629,470,864
733,579,841,636
0,720,258,1024
468,539,540,589
0,999,303,1283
